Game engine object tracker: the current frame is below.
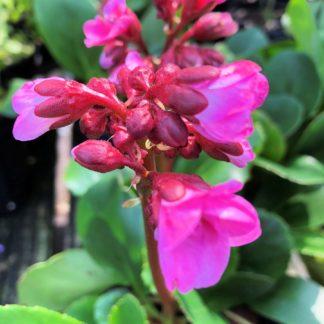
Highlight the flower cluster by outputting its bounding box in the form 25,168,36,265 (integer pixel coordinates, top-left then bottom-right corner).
12,0,269,293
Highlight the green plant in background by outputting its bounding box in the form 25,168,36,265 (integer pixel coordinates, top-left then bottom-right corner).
1,0,324,323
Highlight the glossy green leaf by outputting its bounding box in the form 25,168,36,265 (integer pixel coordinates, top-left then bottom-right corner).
141,6,166,55
108,294,147,324
262,94,304,136
64,159,133,196
295,112,324,163
254,156,324,185
201,272,275,312
65,295,97,324
76,177,144,267
293,230,324,258
0,78,25,118
265,51,321,116
34,0,103,80
84,218,136,282
18,249,125,311
94,288,128,324
253,111,286,162
0,305,83,324
240,210,293,279
250,277,324,324
280,187,324,228
177,291,227,324
303,256,324,286
226,27,269,57
284,0,324,84
126,0,148,11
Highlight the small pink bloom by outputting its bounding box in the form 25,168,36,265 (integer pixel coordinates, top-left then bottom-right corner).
99,40,128,70
183,61,269,143
83,0,141,48
12,78,121,141
192,12,238,41
151,173,261,293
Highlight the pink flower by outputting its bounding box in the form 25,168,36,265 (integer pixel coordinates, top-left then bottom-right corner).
181,61,269,144
12,78,123,141
83,0,141,48
150,173,261,293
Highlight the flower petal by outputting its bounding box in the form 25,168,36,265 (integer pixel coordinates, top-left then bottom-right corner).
159,219,230,293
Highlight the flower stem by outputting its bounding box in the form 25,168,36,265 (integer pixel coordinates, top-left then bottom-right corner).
139,150,175,322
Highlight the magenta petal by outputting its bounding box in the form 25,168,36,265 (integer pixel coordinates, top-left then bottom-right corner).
83,17,112,47
217,196,261,247
159,220,230,293
103,0,127,18
13,108,63,141
227,140,255,168
157,192,203,250
209,180,243,196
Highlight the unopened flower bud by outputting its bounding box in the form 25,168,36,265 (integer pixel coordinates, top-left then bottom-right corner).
176,65,219,84
153,0,180,23
150,110,188,147
192,12,238,41
198,47,225,66
72,140,127,173
128,66,154,91
113,128,133,152
126,104,155,139
99,40,127,70
155,64,181,86
179,136,201,159
151,84,208,116
79,107,108,139
87,78,117,97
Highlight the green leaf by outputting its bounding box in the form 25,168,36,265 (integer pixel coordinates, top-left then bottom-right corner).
84,218,136,282
0,78,26,118
240,210,293,279
250,277,324,324
280,187,324,229
108,294,147,324
303,256,324,286
65,295,97,324
254,156,324,185
33,0,103,81
226,27,269,57
262,94,304,137
201,272,275,312
141,6,166,55
176,291,227,324
18,249,125,311
64,159,133,196
0,305,83,324
295,112,324,163
253,111,286,162
293,230,324,258
174,153,250,185
76,177,144,267
284,0,324,84
94,288,128,324
265,51,321,116
126,0,148,11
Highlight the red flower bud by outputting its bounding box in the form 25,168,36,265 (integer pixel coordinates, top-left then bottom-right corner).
192,12,238,41
79,107,109,139
176,65,219,84
87,78,117,97
72,140,128,173
179,136,201,159
155,64,181,86
126,104,155,139
198,47,225,66
113,128,133,153
153,0,180,24
150,110,188,147
151,84,208,116
128,66,154,91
